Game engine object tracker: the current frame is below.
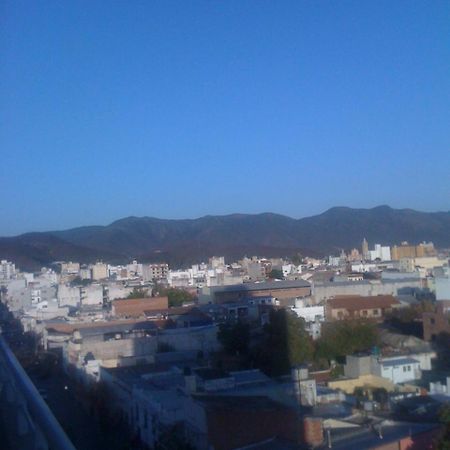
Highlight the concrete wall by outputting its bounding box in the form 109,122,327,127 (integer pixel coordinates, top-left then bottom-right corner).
57,284,80,307
313,279,422,302
344,355,372,378
436,276,450,301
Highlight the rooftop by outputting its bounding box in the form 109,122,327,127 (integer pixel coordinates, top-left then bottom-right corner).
380,357,420,367
209,280,311,294
327,295,400,310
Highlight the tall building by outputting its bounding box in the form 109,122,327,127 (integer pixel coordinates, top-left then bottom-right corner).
0,260,16,280
91,262,108,280
142,263,169,282
361,238,369,260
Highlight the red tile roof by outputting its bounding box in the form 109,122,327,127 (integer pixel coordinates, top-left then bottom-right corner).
327,295,399,311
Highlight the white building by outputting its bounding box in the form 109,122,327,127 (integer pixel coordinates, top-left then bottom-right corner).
436,270,450,301
106,283,133,301
376,357,421,384
142,263,169,281
368,244,391,261
126,261,143,277
57,284,81,307
0,260,16,280
80,284,104,306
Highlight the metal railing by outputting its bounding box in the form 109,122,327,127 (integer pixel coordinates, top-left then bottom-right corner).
0,332,76,450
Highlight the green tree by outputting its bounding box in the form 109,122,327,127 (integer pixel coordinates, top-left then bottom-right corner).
435,333,450,370
159,287,196,307
268,269,284,280
437,404,450,450
254,309,314,376
126,287,150,299
291,253,303,266
218,321,250,356
315,320,379,362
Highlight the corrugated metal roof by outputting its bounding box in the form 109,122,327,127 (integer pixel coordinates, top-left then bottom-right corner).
381,358,419,367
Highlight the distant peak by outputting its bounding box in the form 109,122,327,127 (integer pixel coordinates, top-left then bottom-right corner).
372,205,393,211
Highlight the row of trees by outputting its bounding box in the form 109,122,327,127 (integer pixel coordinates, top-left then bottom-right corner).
126,286,196,307
218,309,379,376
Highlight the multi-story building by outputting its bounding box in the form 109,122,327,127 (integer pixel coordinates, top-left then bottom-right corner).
60,262,80,276
200,280,311,306
362,238,369,260
368,244,391,261
57,284,81,307
0,260,16,280
90,262,108,281
391,242,436,260
423,301,450,341
143,263,169,281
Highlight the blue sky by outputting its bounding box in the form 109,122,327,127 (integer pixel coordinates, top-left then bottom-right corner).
1,1,449,235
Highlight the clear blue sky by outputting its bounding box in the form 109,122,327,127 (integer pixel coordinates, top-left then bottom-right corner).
1,1,449,235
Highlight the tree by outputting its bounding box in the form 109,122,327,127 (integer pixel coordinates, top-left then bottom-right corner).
437,404,450,450
218,321,250,356
434,332,450,370
253,309,314,376
126,287,150,299
268,269,284,280
291,253,303,266
315,320,379,362
70,276,92,287
158,287,196,307
372,387,389,408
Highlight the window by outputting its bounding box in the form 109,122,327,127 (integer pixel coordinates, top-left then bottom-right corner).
373,309,380,316
407,366,411,371
430,318,435,324
362,310,368,317
403,366,407,372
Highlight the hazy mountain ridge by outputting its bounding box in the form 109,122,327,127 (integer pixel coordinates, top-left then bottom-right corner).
1,206,449,270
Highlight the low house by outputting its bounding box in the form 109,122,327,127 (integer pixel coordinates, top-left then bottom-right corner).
375,357,421,384
325,295,400,321
343,353,422,386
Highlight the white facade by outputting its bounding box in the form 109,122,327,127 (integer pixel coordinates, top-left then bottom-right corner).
368,244,391,261
126,261,143,277
80,284,104,306
291,306,324,323
0,260,16,280
91,263,108,280
436,273,450,301
376,357,421,384
106,283,133,301
57,284,81,307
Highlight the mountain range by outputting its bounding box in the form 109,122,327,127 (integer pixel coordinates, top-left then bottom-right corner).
1,205,449,271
